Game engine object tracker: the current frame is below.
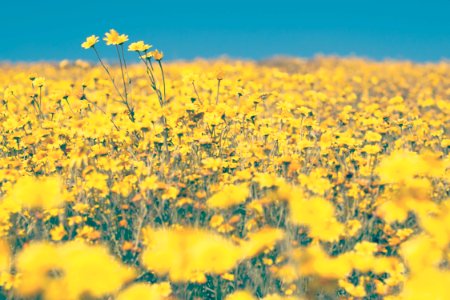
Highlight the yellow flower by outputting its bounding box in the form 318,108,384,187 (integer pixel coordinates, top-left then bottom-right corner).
291,244,352,279
151,49,164,60
162,186,179,200
289,193,344,242
140,51,154,60
50,224,67,241
377,151,426,184
298,169,332,195
3,37,450,300
117,282,171,300
141,227,243,281
207,183,249,209
225,290,256,300
81,35,99,49
364,131,382,142
361,144,381,155
339,279,367,298
202,157,223,171
240,227,285,258
15,241,135,299
345,219,362,237
103,29,129,45
140,175,160,191
6,176,64,210
354,241,378,255
60,241,135,298
128,41,151,52
15,242,60,297
209,214,225,228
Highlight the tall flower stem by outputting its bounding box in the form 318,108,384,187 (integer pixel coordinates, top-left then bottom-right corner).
92,47,126,103
157,60,166,106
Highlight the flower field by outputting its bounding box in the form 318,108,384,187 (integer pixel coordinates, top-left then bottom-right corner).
0,31,449,299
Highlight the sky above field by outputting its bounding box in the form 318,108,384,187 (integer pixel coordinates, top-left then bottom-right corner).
1,0,449,62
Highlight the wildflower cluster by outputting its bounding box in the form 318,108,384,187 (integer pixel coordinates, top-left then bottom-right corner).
0,31,449,299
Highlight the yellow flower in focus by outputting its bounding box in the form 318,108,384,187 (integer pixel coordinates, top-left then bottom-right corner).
116,282,171,300
6,176,64,210
104,29,129,45
81,35,99,49
128,41,151,52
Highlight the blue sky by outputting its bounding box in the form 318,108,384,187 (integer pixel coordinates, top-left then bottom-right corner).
1,0,449,62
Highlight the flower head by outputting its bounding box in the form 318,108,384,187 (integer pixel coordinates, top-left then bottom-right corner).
81,35,99,49
104,29,128,46
128,41,152,52
140,52,153,60
15,241,135,299
151,49,164,61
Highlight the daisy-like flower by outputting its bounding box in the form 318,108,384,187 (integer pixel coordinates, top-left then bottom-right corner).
103,29,129,46
81,35,99,49
128,41,152,52
140,52,153,60
151,49,164,61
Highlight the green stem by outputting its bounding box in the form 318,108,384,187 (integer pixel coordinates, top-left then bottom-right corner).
192,81,203,105
115,45,128,101
157,60,166,106
92,47,126,102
